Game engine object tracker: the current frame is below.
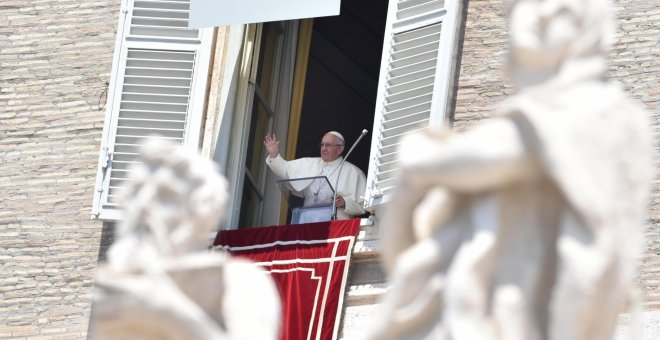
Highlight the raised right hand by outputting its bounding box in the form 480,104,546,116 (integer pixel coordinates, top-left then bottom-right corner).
264,133,280,158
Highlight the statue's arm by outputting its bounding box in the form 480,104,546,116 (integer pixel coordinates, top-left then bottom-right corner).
399,118,540,193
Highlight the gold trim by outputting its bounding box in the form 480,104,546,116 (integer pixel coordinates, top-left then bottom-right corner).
279,19,314,225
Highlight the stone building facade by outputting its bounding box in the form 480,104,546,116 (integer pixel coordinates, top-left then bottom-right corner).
1,1,119,338
0,0,657,339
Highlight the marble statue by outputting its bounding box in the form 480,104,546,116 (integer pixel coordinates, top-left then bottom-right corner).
369,0,653,339
90,141,281,340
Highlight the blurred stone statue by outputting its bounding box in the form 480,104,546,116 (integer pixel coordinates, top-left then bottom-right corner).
369,0,652,339
91,142,281,340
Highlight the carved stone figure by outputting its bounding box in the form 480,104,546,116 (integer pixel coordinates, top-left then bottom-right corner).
369,0,653,339
91,141,281,340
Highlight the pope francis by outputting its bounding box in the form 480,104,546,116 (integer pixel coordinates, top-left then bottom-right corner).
264,131,366,222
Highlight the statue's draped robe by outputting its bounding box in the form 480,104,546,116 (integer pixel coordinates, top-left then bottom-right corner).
373,81,652,340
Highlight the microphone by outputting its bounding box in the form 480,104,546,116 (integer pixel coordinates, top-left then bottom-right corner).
331,129,368,220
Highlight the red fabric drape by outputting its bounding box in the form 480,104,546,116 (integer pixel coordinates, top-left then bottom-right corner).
213,219,360,340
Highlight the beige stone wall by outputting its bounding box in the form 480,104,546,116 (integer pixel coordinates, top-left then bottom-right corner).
452,0,659,309
0,0,657,339
612,0,660,310
452,1,509,131
0,0,119,338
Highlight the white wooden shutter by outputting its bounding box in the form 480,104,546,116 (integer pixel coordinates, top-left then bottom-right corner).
92,0,212,220
365,0,462,209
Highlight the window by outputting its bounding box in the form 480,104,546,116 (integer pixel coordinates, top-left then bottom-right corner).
222,0,464,226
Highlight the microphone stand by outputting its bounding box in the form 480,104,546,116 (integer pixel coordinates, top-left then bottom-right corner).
331,129,368,220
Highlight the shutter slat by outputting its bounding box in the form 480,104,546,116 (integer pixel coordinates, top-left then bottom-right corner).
112,154,139,162
116,127,185,137
377,154,399,168
377,165,399,178
394,13,444,32
120,103,188,112
382,101,431,121
118,116,186,123
110,160,143,171
393,25,441,50
114,135,183,145
132,8,190,18
388,75,435,95
383,111,431,130
123,84,191,95
379,125,428,149
392,38,439,59
122,93,190,103
387,84,433,103
114,151,140,156
133,7,189,15
125,67,192,78
397,0,444,20
398,0,444,11
126,59,194,69
134,0,190,11
124,76,192,87
132,18,189,28
108,170,131,179
394,22,442,41
113,145,142,154
109,179,135,186
389,49,437,70
388,59,436,79
376,168,399,182
128,50,195,61
384,93,432,111
118,118,186,129
119,110,187,120
130,27,200,39
380,119,429,139
388,66,435,86
123,82,190,89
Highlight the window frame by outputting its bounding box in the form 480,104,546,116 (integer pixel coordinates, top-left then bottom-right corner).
222,22,299,229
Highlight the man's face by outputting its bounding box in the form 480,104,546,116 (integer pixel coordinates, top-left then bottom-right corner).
320,133,344,163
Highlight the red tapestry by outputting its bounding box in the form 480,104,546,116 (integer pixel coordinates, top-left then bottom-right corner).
213,219,360,340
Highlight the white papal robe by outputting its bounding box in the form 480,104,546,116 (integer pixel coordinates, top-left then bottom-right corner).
266,155,366,221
